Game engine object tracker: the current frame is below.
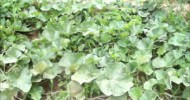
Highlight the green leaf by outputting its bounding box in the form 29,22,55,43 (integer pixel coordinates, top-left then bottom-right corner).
136,40,146,50
13,68,32,92
152,57,167,68
55,91,69,100
31,61,48,76
140,63,153,75
71,64,99,84
96,62,134,96
68,80,85,99
155,70,166,80
134,51,152,65
129,87,142,100
42,29,60,40
138,11,150,17
6,47,22,58
126,61,138,73
166,68,182,84
117,39,128,47
157,44,168,56
140,90,157,100
168,33,189,47
182,87,190,99
2,57,17,64
144,78,157,90
58,53,84,67
43,64,63,79
185,52,190,62
147,27,167,40
0,82,9,91
0,89,18,100
172,49,183,60
109,21,125,29
29,85,43,100
166,25,176,33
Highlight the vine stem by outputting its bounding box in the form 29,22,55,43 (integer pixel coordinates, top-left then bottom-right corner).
45,91,61,95
164,92,182,99
90,95,108,100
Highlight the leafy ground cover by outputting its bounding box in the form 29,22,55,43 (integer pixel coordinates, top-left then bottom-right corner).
0,0,190,100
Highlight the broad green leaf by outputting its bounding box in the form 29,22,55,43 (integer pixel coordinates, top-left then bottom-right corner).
147,27,167,40
152,57,167,68
109,21,125,29
131,25,143,36
182,87,190,99
134,51,152,65
136,40,146,50
172,49,183,60
0,89,18,100
43,64,63,79
55,91,69,100
166,25,176,33
29,85,43,100
185,52,190,62
2,47,22,64
157,44,168,56
42,30,60,41
40,3,52,11
138,11,150,17
71,64,99,84
126,61,138,73
155,70,166,80
31,61,48,76
58,53,84,67
13,68,32,92
2,57,17,64
170,76,182,84
129,87,142,100
139,63,153,75
68,80,85,100
0,82,9,91
168,33,189,47
96,62,134,96
140,90,157,100
117,39,128,47
164,78,172,89
15,44,26,51
163,52,175,67
100,32,111,43
144,78,157,90
166,68,182,84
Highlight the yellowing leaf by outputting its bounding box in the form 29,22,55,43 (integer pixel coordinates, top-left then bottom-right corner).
32,61,48,76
